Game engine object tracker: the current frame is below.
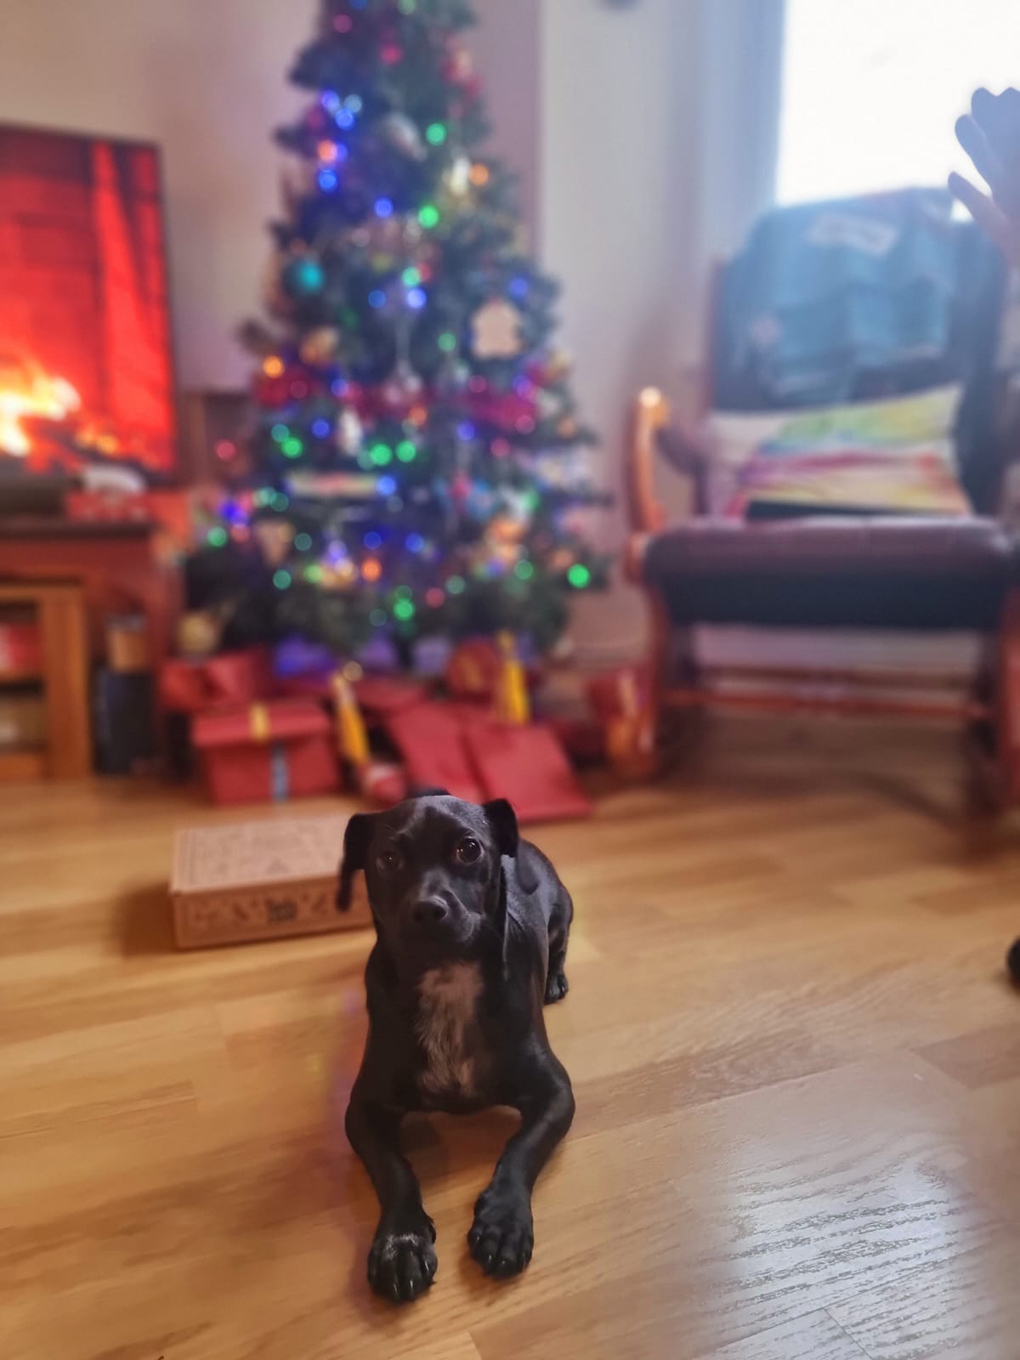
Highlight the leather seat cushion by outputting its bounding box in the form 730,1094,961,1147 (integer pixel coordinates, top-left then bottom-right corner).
640,517,1015,630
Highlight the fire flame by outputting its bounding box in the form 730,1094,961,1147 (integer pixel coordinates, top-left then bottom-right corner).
0,361,82,457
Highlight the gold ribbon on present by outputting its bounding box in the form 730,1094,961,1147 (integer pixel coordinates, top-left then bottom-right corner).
495,632,530,725
332,672,370,766
248,702,271,743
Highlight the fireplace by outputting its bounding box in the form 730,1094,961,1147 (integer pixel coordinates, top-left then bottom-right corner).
0,124,177,483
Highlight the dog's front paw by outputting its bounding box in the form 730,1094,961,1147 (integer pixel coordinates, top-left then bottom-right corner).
368,1211,437,1304
544,970,569,1004
468,1187,534,1278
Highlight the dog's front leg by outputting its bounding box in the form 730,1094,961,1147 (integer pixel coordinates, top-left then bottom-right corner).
345,1091,437,1303
469,1056,575,1278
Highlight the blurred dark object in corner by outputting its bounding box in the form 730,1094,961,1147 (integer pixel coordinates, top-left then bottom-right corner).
93,614,156,776
0,471,74,519
94,670,156,775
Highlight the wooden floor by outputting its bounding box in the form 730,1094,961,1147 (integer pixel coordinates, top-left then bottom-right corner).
3,734,1020,1360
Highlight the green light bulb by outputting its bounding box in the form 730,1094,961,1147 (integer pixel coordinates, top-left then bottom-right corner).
273,570,292,590
418,203,440,229
514,559,535,581
402,266,421,287
370,443,393,466
396,440,417,462
294,532,313,551
437,332,457,353
426,123,447,146
207,526,228,548
567,563,591,589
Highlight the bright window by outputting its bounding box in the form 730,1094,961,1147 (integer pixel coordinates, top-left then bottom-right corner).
777,0,1020,205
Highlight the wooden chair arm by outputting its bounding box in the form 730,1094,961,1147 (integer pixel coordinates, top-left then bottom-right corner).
627,388,712,540
627,388,671,535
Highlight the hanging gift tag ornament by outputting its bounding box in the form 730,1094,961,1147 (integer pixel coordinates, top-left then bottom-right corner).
379,112,426,161
470,298,524,359
447,155,472,197
337,408,364,456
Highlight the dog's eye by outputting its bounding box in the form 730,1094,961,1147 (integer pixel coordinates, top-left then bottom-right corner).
454,837,482,865
375,848,404,875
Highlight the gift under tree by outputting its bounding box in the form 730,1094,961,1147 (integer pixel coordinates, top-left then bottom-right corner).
195,0,607,671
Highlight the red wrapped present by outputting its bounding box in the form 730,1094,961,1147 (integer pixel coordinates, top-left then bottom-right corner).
193,698,339,805
160,648,272,715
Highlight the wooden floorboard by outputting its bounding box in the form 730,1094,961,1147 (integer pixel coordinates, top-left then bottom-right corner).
2,749,1019,1359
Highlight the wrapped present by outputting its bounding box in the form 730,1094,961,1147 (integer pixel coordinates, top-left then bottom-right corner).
171,814,371,949
159,647,272,715
193,698,339,805
356,759,409,806
446,638,503,701
356,675,428,718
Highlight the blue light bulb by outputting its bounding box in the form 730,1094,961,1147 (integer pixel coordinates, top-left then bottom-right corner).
364,530,383,550
368,289,387,309
406,287,427,310
312,419,331,438
375,197,394,218
377,476,397,496
318,169,339,192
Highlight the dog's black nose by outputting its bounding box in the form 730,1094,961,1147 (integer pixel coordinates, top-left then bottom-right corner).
411,899,449,927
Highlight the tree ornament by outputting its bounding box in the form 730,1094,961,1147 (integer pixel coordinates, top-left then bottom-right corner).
299,326,341,366
381,363,424,413
444,45,475,85
253,519,294,567
378,111,426,161
336,407,364,456
470,298,524,359
447,155,472,197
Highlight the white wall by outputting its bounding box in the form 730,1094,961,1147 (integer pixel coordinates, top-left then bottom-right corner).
2,0,316,390
538,0,701,656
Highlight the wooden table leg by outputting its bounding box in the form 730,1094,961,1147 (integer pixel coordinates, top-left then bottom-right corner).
39,589,91,779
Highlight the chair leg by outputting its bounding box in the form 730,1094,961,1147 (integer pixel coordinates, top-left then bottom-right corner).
963,642,1006,821
995,589,1020,808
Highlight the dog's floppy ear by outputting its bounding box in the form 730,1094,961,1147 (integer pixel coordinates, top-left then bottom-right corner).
337,813,375,912
483,799,538,893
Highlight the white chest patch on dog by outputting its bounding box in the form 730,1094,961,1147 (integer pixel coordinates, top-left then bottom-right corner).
415,963,483,1100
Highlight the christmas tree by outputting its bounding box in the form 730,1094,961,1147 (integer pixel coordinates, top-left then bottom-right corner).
199,0,607,668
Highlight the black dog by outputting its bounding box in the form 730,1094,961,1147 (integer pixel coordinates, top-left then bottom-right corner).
337,792,575,1304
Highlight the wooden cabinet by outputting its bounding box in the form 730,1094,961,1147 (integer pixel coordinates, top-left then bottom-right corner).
0,582,90,780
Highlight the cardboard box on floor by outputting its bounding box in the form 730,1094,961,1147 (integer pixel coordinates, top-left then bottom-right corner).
171,815,370,949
